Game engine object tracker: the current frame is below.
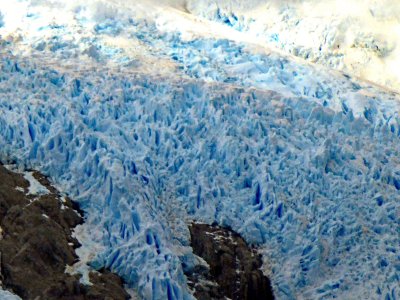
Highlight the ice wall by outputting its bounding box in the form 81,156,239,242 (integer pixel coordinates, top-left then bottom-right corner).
1,51,399,299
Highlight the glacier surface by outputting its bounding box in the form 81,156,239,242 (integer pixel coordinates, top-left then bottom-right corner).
0,1,399,299
185,0,400,93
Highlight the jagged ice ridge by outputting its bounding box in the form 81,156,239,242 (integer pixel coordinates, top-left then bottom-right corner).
0,2,399,300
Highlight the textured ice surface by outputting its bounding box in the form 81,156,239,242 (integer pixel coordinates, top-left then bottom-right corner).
0,1,399,300
185,0,400,93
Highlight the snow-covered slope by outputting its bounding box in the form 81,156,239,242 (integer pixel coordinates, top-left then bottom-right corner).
186,0,400,93
0,1,399,299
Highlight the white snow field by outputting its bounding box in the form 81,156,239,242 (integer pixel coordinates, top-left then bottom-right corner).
186,0,400,93
0,1,399,299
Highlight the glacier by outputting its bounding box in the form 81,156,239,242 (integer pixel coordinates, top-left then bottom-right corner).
0,1,399,299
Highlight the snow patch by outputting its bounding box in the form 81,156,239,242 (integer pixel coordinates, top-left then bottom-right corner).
23,172,50,196
14,186,24,193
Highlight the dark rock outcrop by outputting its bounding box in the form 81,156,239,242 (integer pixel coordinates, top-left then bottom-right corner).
0,164,130,300
186,223,274,300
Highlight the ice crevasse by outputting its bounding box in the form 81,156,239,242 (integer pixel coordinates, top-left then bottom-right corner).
0,3,399,300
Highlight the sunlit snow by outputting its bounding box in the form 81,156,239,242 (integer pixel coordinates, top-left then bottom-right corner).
187,0,400,93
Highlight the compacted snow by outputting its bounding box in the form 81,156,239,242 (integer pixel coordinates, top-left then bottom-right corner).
0,1,399,299
186,0,400,93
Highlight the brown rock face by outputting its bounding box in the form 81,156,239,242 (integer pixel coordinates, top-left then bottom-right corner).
0,164,130,300
187,223,275,300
